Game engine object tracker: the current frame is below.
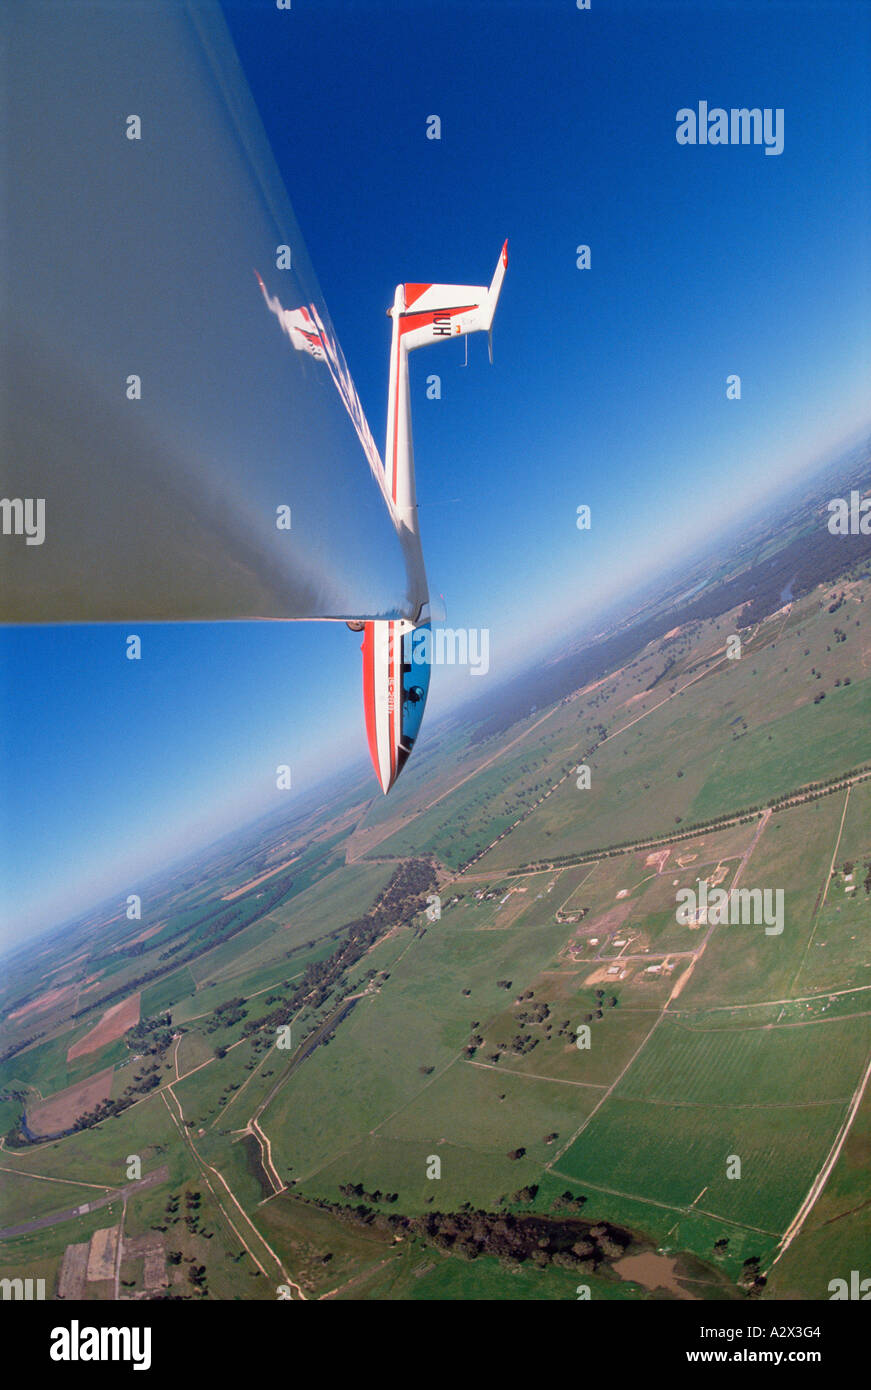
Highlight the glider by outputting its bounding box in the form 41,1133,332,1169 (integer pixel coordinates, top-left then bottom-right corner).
259,242,508,792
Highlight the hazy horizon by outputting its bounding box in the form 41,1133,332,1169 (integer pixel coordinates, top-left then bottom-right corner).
2,420,868,954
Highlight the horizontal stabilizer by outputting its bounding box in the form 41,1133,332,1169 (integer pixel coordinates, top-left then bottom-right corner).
394,241,507,352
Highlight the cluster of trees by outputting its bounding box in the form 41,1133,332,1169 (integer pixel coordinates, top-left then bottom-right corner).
512,1184,540,1203
215,860,440,1048
0,1029,47,1066
480,994,560,1061
644,653,677,693
153,1189,211,1239
204,997,247,1034
516,1001,550,1026
738,1256,767,1296
338,1183,398,1204
181,1190,205,1235
157,940,187,963
552,1190,587,1213
306,1194,631,1273
113,938,151,961
125,1013,173,1055
580,990,618,1025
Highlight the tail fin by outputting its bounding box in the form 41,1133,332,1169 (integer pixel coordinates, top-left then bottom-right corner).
486,238,508,324
394,240,507,352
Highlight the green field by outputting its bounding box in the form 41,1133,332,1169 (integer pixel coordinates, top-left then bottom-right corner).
556,1095,845,1232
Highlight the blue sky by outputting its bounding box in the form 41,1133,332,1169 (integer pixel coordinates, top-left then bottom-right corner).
2,0,869,949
